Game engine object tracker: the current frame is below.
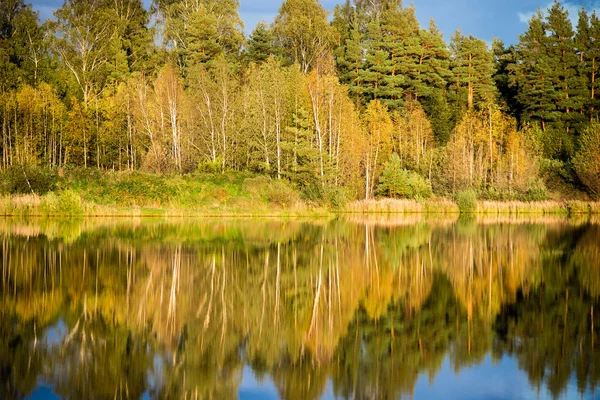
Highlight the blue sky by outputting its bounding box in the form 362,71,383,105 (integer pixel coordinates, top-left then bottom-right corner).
30,0,600,45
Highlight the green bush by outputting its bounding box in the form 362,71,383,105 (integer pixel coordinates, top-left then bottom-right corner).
567,200,590,215
299,177,325,203
242,176,299,208
522,179,548,202
324,186,351,209
478,186,517,201
573,123,600,198
197,158,222,173
455,189,478,214
377,154,432,199
41,190,83,215
1,166,57,195
266,180,299,208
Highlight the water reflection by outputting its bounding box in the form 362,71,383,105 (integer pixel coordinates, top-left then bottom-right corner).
1,217,600,399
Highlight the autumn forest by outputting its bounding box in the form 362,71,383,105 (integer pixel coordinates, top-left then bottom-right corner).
1,0,600,202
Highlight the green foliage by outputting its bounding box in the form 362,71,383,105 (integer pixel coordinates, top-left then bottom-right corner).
2,0,600,208
377,154,433,199
41,189,84,215
273,0,338,73
324,186,351,209
298,177,325,203
455,189,478,213
245,22,279,65
573,123,600,197
522,179,549,202
242,176,299,208
265,180,299,208
197,158,223,173
1,166,58,195
450,29,496,109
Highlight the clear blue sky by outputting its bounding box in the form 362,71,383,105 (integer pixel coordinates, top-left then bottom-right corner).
30,0,600,45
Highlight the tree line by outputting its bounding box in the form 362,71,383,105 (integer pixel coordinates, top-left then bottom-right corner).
0,0,599,200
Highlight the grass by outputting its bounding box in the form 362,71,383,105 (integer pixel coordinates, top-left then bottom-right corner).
344,198,600,216
0,170,332,217
343,198,459,214
0,168,599,217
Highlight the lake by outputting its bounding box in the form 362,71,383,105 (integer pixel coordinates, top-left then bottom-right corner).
1,216,600,399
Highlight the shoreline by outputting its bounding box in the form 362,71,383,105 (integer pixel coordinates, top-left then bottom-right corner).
1,194,599,217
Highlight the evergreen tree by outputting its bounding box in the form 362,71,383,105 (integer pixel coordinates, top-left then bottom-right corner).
360,18,389,105
589,12,600,120
333,6,365,107
422,89,452,145
492,38,520,118
450,29,496,110
245,22,278,65
510,10,558,131
546,0,586,136
152,0,244,71
380,4,414,108
576,9,600,121
417,20,451,99
108,0,156,82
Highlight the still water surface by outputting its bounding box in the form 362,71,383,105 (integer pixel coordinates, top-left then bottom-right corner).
1,216,600,399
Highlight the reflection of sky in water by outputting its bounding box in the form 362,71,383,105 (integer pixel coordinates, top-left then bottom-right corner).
143,354,166,399
41,319,66,348
412,354,597,400
25,383,60,400
235,355,600,400
239,366,279,399
22,324,600,400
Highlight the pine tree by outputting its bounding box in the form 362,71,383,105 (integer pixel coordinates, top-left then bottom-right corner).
333,7,365,107
417,20,451,99
509,10,558,130
153,0,244,71
492,38,520,118
113,0,155,75
379,4,412,110
245,22,278,65
576,9,600,121
450,29,496,110
360,18,389,105
185,5,223,66
546,0,586,135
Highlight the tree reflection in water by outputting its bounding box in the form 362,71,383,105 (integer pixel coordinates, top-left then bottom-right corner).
1,217,599,399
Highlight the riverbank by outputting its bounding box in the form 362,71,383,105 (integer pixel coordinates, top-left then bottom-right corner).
2,193,600,218
0,169,598,217
345,198,600,216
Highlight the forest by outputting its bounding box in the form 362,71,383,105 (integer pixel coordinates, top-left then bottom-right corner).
1,0,599,203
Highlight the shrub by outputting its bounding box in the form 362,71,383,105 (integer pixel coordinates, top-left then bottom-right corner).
266,180,299,208
455,189,477,214
377,154,432,199
567,201,590,215
1,166,57,195
299,177,325,202
242,176,299,208
324,186,351,209
522,179,548,202
41,190,83,215
573,123,600,198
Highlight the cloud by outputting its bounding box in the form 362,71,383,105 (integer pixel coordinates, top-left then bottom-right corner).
518,1,600,26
